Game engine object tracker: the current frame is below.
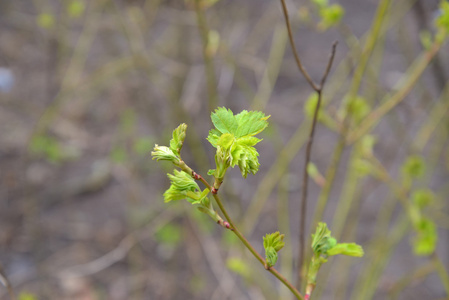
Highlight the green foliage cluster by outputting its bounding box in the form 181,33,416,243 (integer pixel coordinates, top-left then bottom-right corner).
152,108,271,227
263,232,285,268
207,107,270,180
311,0,344,30
306,223,363,296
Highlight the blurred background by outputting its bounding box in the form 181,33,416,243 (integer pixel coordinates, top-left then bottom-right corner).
0,0,448,299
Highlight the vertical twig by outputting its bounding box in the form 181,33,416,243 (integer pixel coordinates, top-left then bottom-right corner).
278,0,338,289
193,0,219,112
188,170,304,300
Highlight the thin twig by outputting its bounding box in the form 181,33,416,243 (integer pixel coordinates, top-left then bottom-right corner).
193,0,219,111
278,3,338,290
279,0,318,91
297,43,338,288
186,168,304,299
279,0,338,290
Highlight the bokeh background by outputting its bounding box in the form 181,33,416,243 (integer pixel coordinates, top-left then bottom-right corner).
1,0,448,299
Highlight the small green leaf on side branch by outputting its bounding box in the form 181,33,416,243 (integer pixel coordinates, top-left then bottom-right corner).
170,123,187,156
263,231,285,268
151,145,180,163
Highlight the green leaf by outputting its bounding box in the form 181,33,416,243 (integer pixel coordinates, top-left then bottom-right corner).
235,144,260,178
339,95,370,123
163,170,200,202
435,0,449,32
217,133,235,150
151,145,180,163
211,107,238,134
263,231,285,267
234,110,270,138
311,222,336,255
263,231,285,251
319,4,344,29
412,218,437,255
265,247,278,267
401,155,426,179
170,123,187,155
326,243,364,257
206,129,222,147
208,107,269,179
412,189,434,208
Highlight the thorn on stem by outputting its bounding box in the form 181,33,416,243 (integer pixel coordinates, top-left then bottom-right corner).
211,187,218,194
192,172,201,180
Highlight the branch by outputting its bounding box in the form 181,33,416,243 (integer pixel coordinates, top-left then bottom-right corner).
278,0,338,289
184,167,304,300
279,0,318,91
297,42,337,289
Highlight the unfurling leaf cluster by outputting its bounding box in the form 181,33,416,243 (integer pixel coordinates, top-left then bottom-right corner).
311,222,364,258
312,0,345,31
409,189,437,256
263,231,285,268
306,223,363,296
207,107,270,180
152,124,224,224
151,123,187,164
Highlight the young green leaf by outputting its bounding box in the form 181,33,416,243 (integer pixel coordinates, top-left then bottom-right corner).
265,247,278,267
318,4,344,30
211,107,238,134
412,218,437,256
311,222,364,258
339,95,370,123
401,155,426,179
435,0,449,33
412,189,434,208
208,107,269,179
163,170,200,202
206,129,221,147
151,145,180,163
263,231,285,267
170,123,187,155
326,243,364,257
234,110,270,138
311,222,337,255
